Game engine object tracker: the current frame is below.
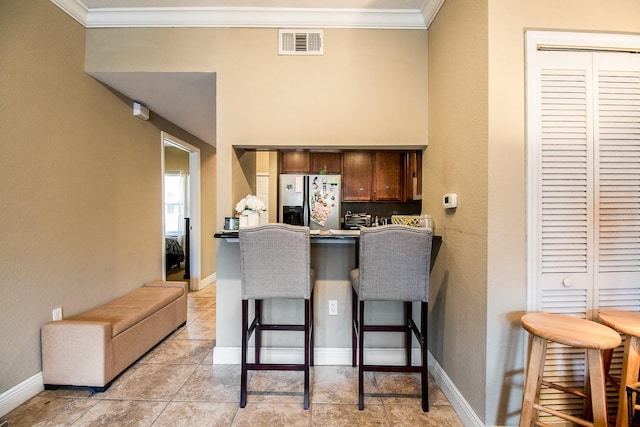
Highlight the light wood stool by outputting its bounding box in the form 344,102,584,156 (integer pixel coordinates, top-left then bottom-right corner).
598,310,640,427
520,312,622,427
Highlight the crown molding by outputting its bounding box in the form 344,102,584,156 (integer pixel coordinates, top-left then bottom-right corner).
50,0,440,29
421,0,445,28
50,0,89,26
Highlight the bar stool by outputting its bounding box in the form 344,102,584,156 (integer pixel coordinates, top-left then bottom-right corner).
598,310,640,427
350,225,432,412
238,224,315,409
520,312,621,427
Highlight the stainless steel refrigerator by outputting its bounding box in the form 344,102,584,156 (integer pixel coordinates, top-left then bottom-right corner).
279,174,341,230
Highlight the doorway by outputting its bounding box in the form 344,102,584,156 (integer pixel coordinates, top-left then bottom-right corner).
162,132,201,290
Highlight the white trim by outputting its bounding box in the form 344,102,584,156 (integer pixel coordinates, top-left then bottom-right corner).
0,372,43,418
87,7,427,29
429,355,485,427
193,272,216,291
420,0,446,29
49,0,88,26
50,0,431,29
162,132,202,292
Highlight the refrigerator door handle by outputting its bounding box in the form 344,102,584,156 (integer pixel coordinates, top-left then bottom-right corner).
303,175,310,226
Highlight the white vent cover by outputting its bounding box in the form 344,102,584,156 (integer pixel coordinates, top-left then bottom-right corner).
279,30,323,55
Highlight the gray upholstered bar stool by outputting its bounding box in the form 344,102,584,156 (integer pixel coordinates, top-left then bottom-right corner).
350,225,432,412
598,309,640,427
520,312,622,427
238,223,315,409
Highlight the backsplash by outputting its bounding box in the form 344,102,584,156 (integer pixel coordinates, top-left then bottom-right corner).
342,201,422,223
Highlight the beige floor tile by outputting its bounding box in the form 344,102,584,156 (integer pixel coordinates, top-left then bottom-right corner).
311,403,388,426
142,338,215,365
312,366,381,406
96,364,197,400
174,364,241,403
231,402,311,427
243,370,310,405
385,402,464,427
3,394,98,427
174,317,216,340
72,399,168,426
152,401,238,426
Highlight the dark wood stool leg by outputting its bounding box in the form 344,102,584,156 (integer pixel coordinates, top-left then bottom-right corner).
240,299,249,408
254,299,262,364
352,288,358,367
304,299,310,409
310,292,315,367
404,301,412,367
421,301,429,412
358,300,365,410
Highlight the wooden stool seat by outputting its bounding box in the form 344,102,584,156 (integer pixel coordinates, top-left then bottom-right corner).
523,312,623,350
599,310,640,339
520,312,621,427
598,310,640,427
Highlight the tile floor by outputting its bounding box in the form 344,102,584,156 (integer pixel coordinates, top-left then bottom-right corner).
2,284,463,426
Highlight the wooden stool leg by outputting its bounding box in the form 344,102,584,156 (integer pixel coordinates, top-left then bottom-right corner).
587,348,609,427
520,335,546,427
617,336,640,427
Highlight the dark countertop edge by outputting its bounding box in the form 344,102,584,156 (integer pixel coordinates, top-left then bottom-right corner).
213,232,358,240
214,232,443,242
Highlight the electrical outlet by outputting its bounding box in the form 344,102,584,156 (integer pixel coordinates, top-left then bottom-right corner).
328,300,338,316
52,307,63,321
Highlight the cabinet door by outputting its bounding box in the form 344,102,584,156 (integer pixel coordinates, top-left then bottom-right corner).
311,152,342,174
342,152,373,201
374,151,404,201
280,151,310,174
406,151,422,200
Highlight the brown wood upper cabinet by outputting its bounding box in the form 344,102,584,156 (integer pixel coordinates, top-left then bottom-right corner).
406,150,422,201
342,152,374,201
280,151,342,174
373,151,404,201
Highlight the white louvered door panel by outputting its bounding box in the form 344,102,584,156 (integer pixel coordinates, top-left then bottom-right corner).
594,54,640,309
528,44,640,425
530,52,595,425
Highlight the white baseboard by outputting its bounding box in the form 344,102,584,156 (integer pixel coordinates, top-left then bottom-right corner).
191,272,216,291
0,372,44,418
428,353,484,426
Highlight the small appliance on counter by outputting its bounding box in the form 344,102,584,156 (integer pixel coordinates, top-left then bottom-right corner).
224,217,239,231
343,212,371,229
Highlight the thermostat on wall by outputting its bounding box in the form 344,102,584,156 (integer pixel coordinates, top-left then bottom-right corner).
443,193,458,209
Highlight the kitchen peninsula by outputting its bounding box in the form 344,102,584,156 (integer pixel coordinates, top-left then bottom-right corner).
213,229,441,366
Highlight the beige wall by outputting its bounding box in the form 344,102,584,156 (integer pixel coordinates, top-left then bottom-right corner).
0,0,214,397
427,0,489,419
85,27,429,229
429,0,640,424
486,1,640,425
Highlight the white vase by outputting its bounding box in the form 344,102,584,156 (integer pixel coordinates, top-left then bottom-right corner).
242,210,260,227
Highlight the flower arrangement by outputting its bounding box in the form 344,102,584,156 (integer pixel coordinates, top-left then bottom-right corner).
235,194,266,214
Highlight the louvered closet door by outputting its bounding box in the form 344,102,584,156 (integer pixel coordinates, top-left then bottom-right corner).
593,53,640,309
529,48,640,424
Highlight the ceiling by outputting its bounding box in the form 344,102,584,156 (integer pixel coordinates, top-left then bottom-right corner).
52,0,444,146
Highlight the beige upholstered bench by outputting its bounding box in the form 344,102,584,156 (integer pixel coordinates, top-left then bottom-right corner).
41,280,188,391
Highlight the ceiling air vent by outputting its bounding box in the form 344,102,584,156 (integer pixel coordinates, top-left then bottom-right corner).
279,30,323,56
